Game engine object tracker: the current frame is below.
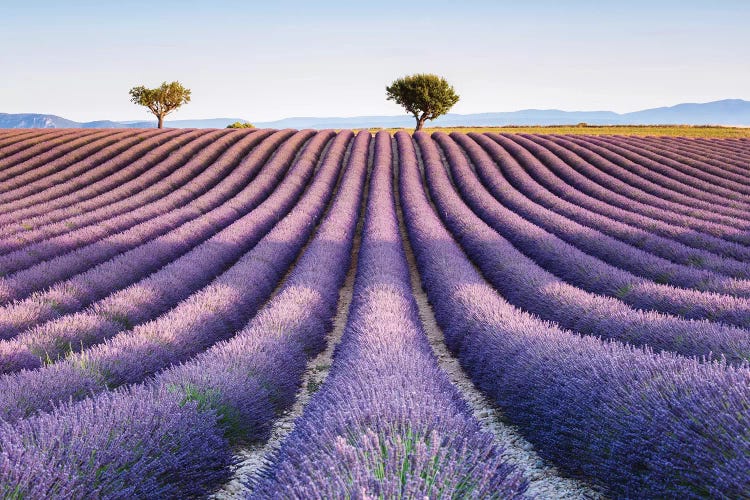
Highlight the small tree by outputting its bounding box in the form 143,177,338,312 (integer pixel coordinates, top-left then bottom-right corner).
129,81,191,128
227,122,255,129
386,74,459,131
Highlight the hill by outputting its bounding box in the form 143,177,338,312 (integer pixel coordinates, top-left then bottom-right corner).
1,99,749,129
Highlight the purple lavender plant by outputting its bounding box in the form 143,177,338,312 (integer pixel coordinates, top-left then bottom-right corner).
0,131,368,497
424,132,750,327
254,130,526,498
466,132,750,278
414,132,750,362
0,129,226,236
0,128,193,228
495,133,750,260
0,130,341,421
398,130,750,498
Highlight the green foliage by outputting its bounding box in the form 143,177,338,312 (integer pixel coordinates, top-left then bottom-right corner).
172,383,247,443
386,73,459,131
226,121,255,129
128,81,191,128
306,379,322,393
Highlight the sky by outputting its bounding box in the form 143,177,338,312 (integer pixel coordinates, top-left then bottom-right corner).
1,0,748,122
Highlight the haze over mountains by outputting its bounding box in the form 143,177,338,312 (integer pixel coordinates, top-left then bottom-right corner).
2,99,749,129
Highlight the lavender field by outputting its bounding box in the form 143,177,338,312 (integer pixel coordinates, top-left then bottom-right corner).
0,127,749,498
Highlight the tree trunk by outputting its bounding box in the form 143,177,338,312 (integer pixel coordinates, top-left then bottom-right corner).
415,117,427,132
157,115,164,129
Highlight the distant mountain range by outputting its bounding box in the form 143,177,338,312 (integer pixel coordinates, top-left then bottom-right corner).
0,115,246,129
2,99,749,129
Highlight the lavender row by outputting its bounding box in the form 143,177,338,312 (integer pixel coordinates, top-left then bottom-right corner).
658,136,750,172
0,129,229,249
413,133,750,363
621,135,750,182
0,129,132,188
0,129,45,150
539,133,750,229
434,133,750,324
576,134,750,204
0,128,185,216
0,129,170,206
0,130,369,498
0,129,340,423
467,133,750,279
535,134,750,229
495,133,750,260
450,132,750,292
685,136,750,163
0,129,305,339
0,129,40,143
0,130,267,292
561,133,750,213
255,130,525,498
0,129,77,160
0,129,103,174
0,129,79,152
0,132,340,373
399,131,750,498
0,130,254,303
0,130,252,268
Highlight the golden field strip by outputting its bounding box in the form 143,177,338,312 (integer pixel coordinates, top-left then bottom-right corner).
354,124,750,138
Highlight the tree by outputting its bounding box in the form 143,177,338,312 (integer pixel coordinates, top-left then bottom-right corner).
129,81,191,128
227,122,255,129
386,74,459,131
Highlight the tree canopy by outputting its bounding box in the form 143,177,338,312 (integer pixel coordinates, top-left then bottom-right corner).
129,81,191,128
386,74,460,131
227,122,255,129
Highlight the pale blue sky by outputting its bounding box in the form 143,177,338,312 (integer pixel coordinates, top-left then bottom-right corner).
1,0,748,122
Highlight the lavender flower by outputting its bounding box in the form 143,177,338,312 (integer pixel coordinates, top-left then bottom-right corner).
398,130,750,498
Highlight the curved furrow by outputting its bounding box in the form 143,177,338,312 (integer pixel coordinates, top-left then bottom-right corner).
0,131,345,374
0,129,171,206
0,129,72,156
657,136,750,174
0,128,186,215
527,134,750,227
0,130,369,499
689,136,750,162
629,135,750,180
424,133,750,328
625,135,750,180
497,134,750,258
586,137,750,199
411,133,750,363
672,135,750,164
653,136,750,171
0,129,230,246
0,129,130,184
0,128,340,424
466,133,750,279
515,133,750,231
0,129,87,165
0,130,258,273
0,129,44,148
441,133,750,299
0,130,308,337
397,131,750,499
557,133,750,214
